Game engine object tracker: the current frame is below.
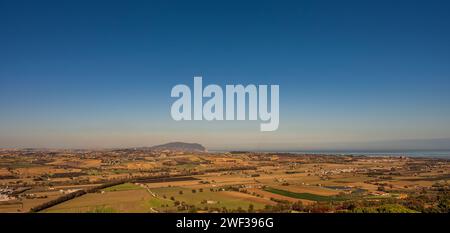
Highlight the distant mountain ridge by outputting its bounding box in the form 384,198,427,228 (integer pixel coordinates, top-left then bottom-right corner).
147,142,206,152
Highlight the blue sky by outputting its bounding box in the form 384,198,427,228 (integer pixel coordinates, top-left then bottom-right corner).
1,0,450,150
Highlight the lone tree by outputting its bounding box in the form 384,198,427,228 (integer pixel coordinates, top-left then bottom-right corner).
248,204,254,213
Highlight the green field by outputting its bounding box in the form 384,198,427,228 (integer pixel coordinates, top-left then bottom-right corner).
264,187,348,202
103,183,143,192
151,186,267,211
44,183,173,213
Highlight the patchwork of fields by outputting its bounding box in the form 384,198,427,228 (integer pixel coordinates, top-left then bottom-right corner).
1,149,449,213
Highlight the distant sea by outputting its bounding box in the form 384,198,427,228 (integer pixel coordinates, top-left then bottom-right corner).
210,150,450,159
289,151,450,159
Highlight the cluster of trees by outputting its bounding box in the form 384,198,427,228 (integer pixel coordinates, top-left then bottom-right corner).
400,193,450,213
260,192,450,213
172,204,256,213
191,188,203,193
258,199,416,213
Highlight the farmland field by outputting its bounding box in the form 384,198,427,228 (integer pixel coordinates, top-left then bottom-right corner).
150,186,270,211
1,148,449,213
44,183,172,213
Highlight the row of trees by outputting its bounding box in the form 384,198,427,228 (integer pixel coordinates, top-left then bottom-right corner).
29,180,126,213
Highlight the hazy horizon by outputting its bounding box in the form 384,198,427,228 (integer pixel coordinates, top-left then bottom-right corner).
1,138,450,152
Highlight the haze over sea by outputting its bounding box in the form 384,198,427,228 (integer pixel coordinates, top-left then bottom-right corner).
292,151,450,159
211,150,450,159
